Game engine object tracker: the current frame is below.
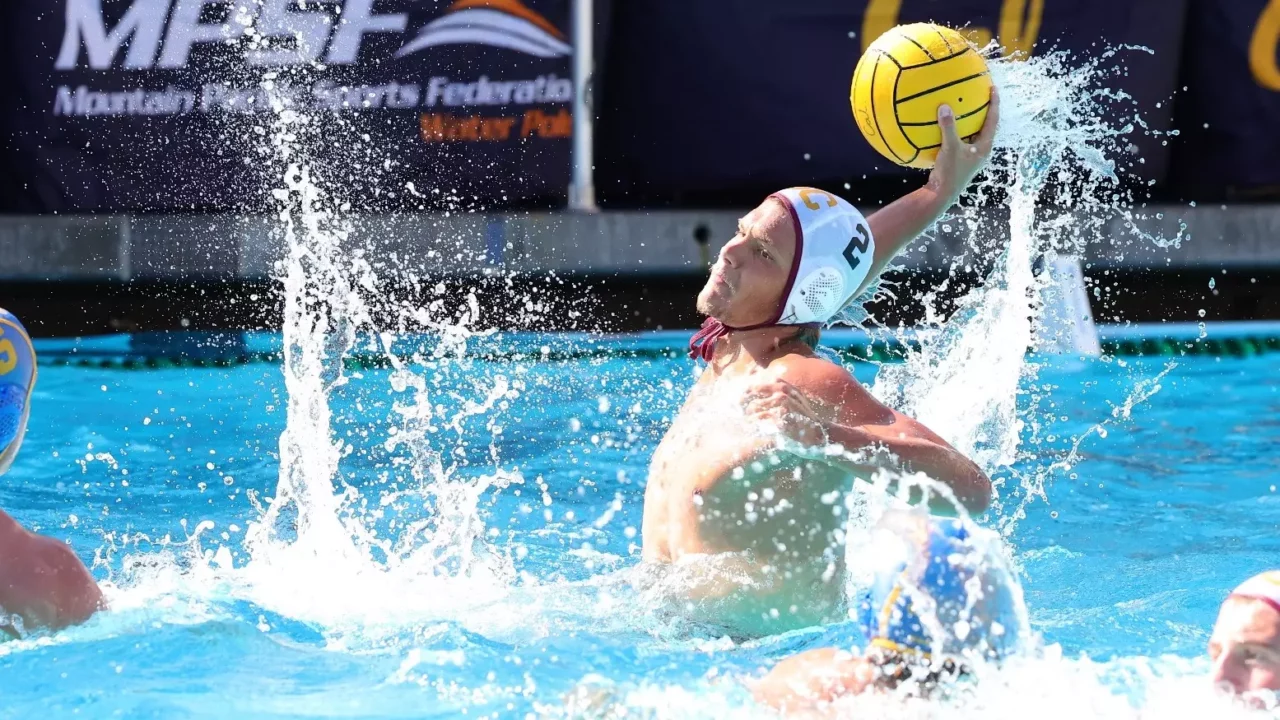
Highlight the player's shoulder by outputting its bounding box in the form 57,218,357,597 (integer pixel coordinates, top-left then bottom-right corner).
770,352,862,394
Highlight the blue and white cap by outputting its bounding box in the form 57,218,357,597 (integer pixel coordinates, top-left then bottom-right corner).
855,511,1030,664
0,309,36,474
768,187,876,326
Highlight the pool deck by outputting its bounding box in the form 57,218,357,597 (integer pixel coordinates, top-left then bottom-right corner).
1,204,1279,281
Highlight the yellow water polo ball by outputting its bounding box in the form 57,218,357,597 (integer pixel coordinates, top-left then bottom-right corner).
851,22,993,169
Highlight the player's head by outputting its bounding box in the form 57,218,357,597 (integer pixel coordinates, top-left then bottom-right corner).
696,188,875,330
697,194,797,328
1210,571,1280,698
855,510,1030,671
0,309,36,475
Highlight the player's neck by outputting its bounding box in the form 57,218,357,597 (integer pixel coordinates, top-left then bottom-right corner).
711,325,808,368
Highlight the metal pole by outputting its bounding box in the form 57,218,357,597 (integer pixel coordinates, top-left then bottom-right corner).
569,0,597,211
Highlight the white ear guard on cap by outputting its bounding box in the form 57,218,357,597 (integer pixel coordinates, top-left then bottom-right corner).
768,187,876,326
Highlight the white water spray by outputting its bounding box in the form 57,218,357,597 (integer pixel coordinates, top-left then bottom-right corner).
869,46,1174,526
69,31,1210,720
188,66,525,635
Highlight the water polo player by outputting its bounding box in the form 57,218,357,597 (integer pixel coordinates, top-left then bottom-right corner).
750,510,1029,711
0,309,103,636
640,93,1000,636
1209,571,1280,703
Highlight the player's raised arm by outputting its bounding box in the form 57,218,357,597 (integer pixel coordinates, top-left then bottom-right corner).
859,88,1001,296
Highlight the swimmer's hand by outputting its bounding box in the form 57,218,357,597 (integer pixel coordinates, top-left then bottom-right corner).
926,86,1000,203
750,648,877,712
743,380,829,447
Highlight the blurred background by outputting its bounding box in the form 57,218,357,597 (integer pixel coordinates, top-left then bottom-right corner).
0,0,1277,336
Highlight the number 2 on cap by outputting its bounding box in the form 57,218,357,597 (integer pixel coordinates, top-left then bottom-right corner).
843,223,872,271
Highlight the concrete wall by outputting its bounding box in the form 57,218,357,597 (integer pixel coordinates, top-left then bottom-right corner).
1,204,1278,281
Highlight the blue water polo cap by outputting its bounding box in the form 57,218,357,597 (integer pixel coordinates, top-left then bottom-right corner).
0,309,36,469
855,511,1028,664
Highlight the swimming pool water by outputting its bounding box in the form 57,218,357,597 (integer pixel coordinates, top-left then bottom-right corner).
1,334,1278,718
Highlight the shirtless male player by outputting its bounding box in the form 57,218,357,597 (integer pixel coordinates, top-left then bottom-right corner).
641,93,1000,637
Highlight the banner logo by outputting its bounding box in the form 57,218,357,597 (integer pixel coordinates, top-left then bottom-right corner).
860,0,1044,58
56,0,410,70
54,0,571,71
398,0,572,59
48,0,574,118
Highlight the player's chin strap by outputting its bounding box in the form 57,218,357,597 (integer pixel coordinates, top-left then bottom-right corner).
687,318,729,362
687,317,770,362
687,318,822,362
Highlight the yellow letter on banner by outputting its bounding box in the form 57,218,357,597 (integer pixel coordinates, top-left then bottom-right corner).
0,339,16,376
861,0,902,53
998,0,1044,58
862,0,1042,59
1251,0,1280,91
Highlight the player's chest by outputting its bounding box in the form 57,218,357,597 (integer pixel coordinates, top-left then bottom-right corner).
650,396,758,485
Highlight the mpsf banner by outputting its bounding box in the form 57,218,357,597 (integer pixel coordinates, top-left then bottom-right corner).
0,0,573,212
595,0,1187,206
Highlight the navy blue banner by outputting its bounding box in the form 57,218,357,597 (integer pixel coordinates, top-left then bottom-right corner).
1170,0,1280,200
595,0,1187,207
0,0,573,213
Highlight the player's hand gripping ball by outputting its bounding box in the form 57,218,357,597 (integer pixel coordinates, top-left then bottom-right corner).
851,23,994,169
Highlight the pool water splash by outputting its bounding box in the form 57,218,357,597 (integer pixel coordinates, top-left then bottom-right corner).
867,46,1180,531
222,37,1188,664
1012,358,1178,524
899,652,1262,720
375,364,524,582
185,73,527,636
530,648,1271,720
32,30,1244,720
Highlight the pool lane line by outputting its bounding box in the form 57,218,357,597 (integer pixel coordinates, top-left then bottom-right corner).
24,332,1280,369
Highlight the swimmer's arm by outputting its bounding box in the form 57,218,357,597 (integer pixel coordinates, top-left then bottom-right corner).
0,509,103,632
821,420,992,514
753,368,991,513
750,647,877,712
858,88,1000,295
860,183,954,294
